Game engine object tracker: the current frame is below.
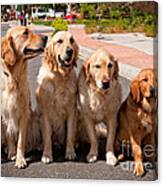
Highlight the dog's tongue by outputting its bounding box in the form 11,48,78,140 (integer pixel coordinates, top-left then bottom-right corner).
64,61,70,65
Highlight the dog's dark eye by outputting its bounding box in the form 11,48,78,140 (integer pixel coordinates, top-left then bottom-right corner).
108,63,113,68
95,64,101,68
143,78,148,82
70,37,74,44
57,39,63,44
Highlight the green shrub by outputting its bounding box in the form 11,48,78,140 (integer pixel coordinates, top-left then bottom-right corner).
84,19,97,26
80,3,96,19
110,8,121,19
144,14,154,25
33,4,157,38
51,19,68,33
144,23,157,37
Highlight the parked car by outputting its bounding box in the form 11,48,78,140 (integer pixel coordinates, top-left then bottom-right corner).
55,12,64,18
32,7,55,19
64,14,75,22
1,13,8,22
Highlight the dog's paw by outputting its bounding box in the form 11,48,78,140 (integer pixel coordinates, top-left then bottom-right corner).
15,157,27,169
41,156,53,164
65,149,77,161
133,162,145,177
106,151,118,166
87,153,97,163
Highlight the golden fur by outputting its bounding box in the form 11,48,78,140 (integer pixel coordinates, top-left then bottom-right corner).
1,26,47,168
116,69,157,176
77,49,122,165
36,31,79,164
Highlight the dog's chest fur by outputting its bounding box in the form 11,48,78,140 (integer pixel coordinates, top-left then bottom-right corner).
128,97,155,137
88,89,108,119
1,64,30,135
37,67,77,119
53,78,76,116
79,80,121,122
137,109,154,136
37,67,77,144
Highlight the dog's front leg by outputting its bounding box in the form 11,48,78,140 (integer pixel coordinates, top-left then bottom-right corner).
84,117,98,163
105,116,118,166
41,115,53,164
65,109,77,160
15,117,28,168
130,134,144,177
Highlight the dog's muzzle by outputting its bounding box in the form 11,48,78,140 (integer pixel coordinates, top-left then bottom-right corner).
58,48,74,68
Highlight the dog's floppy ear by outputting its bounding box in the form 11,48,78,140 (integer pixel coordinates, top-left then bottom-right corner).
44,43,58,71
1,36,16,66
131,79,140,103
72,42,79,68
83,59,91,82
113,59,119,80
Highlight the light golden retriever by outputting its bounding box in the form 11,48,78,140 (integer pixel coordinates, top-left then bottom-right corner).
36,31,79,164
116,69,157,176
1,26,47,168
77,49,122,165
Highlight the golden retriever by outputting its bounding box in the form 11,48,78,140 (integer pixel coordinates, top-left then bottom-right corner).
77,49,122,165
1,26,47,168
116,69,157,176
36,31,79,164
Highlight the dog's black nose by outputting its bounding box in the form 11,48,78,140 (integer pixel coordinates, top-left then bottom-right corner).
66,47,73,56
42,35,48,47
102,81,110,90
150,86,155,97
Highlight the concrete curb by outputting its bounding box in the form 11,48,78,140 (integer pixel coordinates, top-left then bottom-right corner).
79,45,141,81
29,24,54,33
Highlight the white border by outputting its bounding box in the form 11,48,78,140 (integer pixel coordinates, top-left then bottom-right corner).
0,0,162,186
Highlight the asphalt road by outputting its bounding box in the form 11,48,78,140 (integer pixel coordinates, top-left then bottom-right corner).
1,23,157,180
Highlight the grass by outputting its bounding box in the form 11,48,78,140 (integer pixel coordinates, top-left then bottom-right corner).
83,17,157,37
33,19,53,26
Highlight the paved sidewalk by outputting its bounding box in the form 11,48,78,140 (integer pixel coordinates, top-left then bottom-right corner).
6,22,156,70
90,32,155,55
69,26,156,69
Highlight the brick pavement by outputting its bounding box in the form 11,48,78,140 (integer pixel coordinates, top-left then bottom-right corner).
68,27,155,69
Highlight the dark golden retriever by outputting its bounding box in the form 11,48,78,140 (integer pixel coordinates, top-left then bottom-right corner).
116,69,157,176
